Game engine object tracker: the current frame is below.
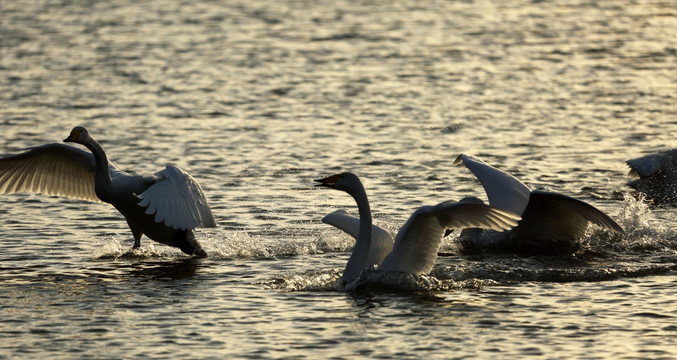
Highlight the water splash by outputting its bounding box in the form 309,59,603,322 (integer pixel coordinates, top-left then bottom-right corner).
261,265,504,294
599,194,677,253
202,229,358,259
206,230,271,259
257,269,342,292
90,237,172,260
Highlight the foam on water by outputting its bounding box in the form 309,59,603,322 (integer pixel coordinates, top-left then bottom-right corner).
616,195,677,251
81,192,677,297
204,228,361,259
90,236,198,260
258,269,343,292
261,195,677,293
86,226,364,263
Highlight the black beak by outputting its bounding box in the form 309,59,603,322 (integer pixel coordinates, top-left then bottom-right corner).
314,179,332,188
314,174,339,188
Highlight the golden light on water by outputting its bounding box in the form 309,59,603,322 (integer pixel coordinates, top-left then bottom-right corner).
1,0,676,358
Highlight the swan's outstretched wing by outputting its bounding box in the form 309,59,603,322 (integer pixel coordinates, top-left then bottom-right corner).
137,166,217,230
380,201,521,276
626,154,665,178
321,210,395,266
626,150,677,178
517,190,624,241
454,154,531,215
0,143,100,202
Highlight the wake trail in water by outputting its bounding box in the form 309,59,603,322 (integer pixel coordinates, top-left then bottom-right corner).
264,195,677,292
85,195,676,293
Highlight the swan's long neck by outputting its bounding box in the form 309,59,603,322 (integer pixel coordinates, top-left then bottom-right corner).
82,137,113,198
342,182,372,283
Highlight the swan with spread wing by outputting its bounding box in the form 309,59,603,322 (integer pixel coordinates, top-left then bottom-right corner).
454,154,624,254
315,172,521,285
626,149,677,203
0,126,216,256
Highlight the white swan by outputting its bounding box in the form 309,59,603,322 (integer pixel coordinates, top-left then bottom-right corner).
0,126,217,256
454,154,624,254
315,172,521,284
626,149,677,203
321,209,395,274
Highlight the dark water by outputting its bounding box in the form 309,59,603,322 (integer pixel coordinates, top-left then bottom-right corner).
1,0,676,358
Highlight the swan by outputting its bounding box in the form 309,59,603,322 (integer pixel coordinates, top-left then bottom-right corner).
454,154,624,254
0,126,217,256
626,149,677,203
315,172,521,285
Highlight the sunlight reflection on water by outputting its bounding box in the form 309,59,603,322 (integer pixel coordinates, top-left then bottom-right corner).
1,0,676,358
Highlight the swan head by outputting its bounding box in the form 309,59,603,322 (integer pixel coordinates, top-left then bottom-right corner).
314,172,364,195
64,126,91,144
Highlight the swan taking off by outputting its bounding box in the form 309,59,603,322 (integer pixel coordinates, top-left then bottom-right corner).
315,172,521,285
0,126,217,256
626,149,677,203
454,154,624,254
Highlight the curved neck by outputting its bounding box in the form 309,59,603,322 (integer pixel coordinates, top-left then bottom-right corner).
341,183,372,283
82,137,112,189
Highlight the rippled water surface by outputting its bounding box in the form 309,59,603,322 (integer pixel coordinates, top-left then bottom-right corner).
1,0,676,358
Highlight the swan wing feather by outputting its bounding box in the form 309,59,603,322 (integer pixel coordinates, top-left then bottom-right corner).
321,210,394,266
137,165,216,230
454,154,531,215
0,143,101,202
626,153,666,178
380,201,521,276
518,191,624,241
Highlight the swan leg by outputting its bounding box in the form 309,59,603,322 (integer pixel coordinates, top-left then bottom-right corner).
131,231,142,249
125,219,143,249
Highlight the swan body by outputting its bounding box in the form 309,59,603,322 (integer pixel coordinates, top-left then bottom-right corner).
626,149,677,203
0,126,216,256
315,172,521,285
454,154,624,254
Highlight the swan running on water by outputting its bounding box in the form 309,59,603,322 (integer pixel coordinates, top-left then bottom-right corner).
315,172,521,285
0,126,217,256
454,154,624,254
626,149,677,203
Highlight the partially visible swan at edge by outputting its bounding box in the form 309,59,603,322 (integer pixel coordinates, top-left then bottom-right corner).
626,149,677,203
0,126,217,256
453,154,624,254
315,172,521,285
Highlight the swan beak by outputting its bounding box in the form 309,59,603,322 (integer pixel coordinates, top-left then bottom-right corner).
64,129,80,142
314,174,340,188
